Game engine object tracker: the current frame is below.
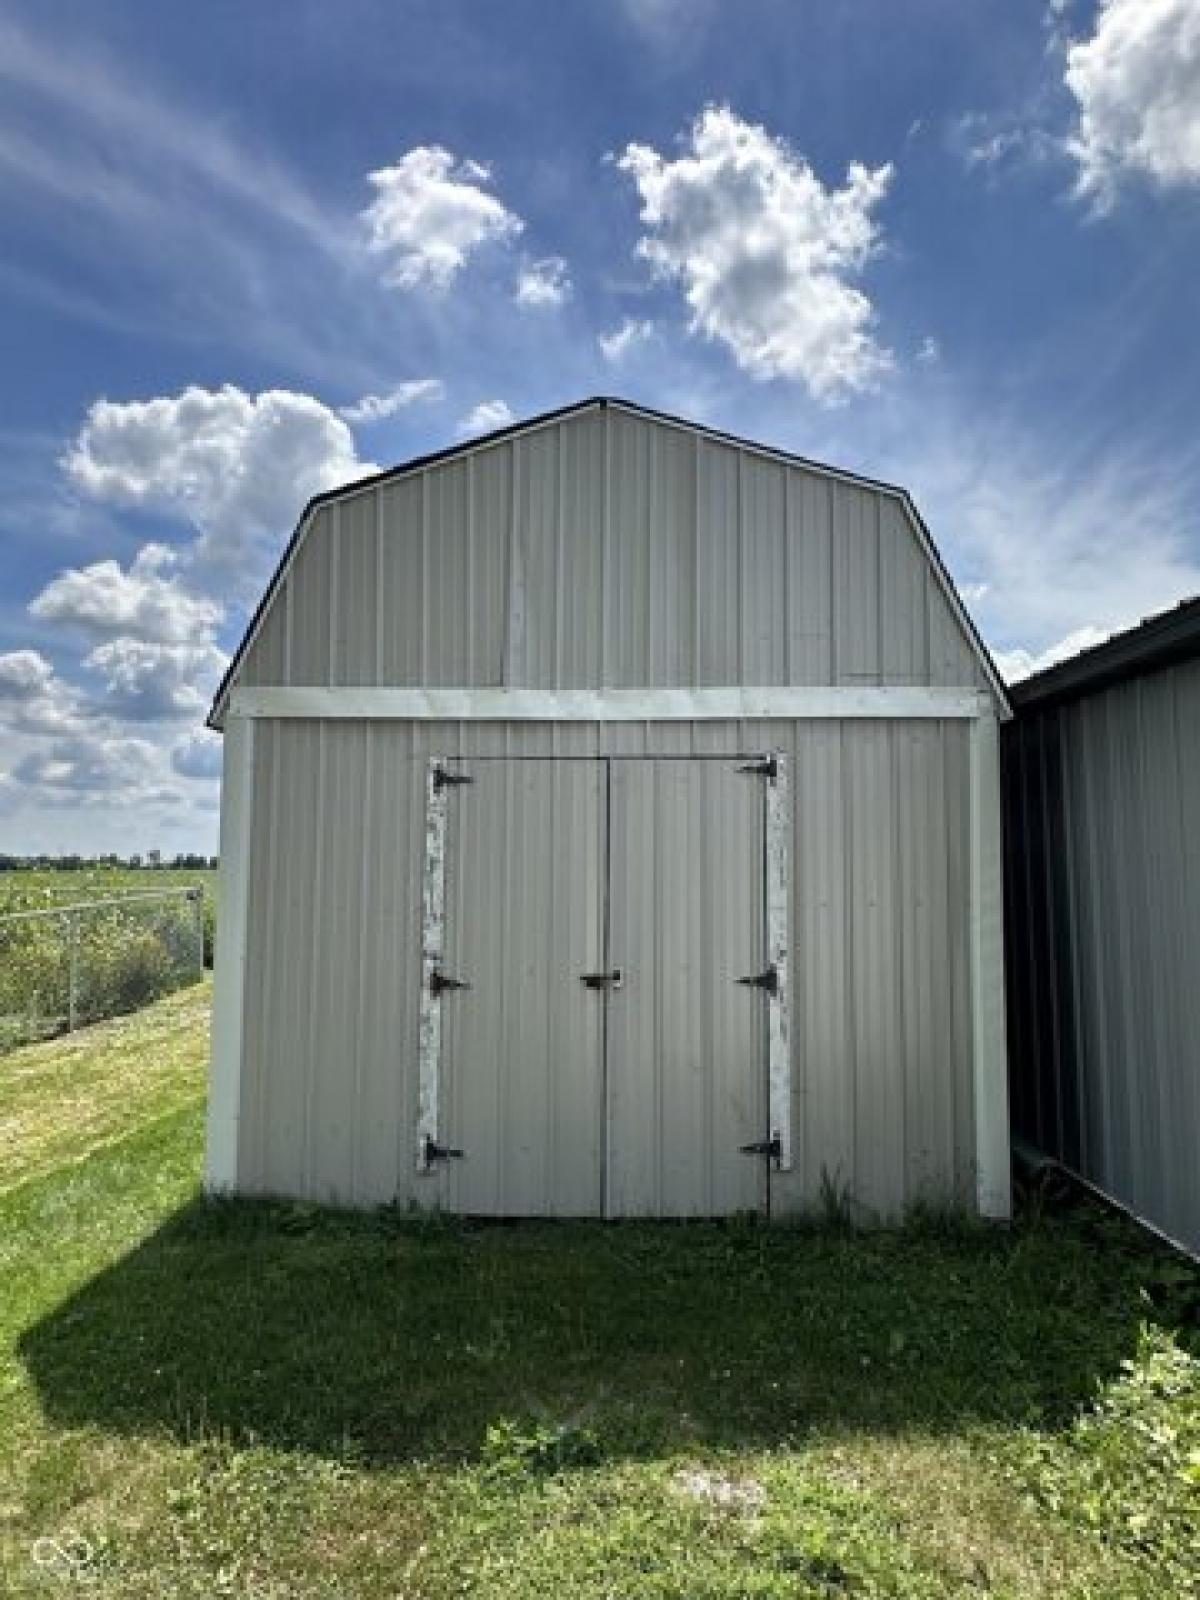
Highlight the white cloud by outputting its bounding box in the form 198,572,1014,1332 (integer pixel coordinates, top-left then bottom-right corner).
362,147,523,290
30,544,221,645
616,107,894,401
1066,0,1200,206
457,400,516,437
10,731,162,802
916,335,940,365
895,413,1200,673
338,380,443,424
63,385,376,592
515,256,572,307
993,625,1112,683
599,318,656,361
84,637,228,721
0,650,79,734
171,728,223,781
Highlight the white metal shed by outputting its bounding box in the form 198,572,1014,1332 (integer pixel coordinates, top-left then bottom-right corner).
206,397,1011,1221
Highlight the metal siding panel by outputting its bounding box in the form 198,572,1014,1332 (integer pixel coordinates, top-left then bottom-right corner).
353,732,423,1205
237,721,278,1183
833,484,882,684
944,722,976,1200
240,596,288,686
739,454,786,683
927,574,980,688
785,469,833,684
607,758,766,1216
305,725,361,1201
606,411,652,688
378,476,426,685
793,724,854,1208
513,428,560,687
880,499,930,685
426,459,474,684
694,437,740,684
287,509,333,683
332,495,378,684
846,724,905,1218
896,724,956,1204
558,412,607,686
262,721,321,1195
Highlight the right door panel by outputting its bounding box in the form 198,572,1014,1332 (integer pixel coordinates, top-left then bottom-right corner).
607,758,768,1216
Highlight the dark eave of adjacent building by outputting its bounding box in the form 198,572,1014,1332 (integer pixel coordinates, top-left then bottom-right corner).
1010,593,1200,714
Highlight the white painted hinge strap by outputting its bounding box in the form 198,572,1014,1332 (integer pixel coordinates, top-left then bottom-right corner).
765,751,792,1171
416,759,450,1172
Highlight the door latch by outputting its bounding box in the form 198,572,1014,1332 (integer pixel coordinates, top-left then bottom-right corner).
738,755,779,780
580,968,623,990
421,1135,464,1165
736,964,779,995
432,766,474,791
740,1133,782,1167
429,968,470,995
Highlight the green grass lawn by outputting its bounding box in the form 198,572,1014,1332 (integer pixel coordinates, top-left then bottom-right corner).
1,992,1197,1597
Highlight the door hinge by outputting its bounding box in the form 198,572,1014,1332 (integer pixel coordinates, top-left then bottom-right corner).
421,1135,464,1165
740,1133,782,1166
736,964,779,995
580,967,623,990
429,968,470,995
738,755,779,780
432,765,473,791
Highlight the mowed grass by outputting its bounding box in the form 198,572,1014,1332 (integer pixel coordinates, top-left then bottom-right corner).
1,993,1197,1597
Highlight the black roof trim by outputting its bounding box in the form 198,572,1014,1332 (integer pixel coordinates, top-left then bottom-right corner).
1010,593,1200,713
209,395,1009,727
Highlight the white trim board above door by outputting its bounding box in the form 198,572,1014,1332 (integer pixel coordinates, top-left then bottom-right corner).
229,686,990,722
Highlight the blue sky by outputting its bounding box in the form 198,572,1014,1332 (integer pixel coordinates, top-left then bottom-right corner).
1,0,1199,853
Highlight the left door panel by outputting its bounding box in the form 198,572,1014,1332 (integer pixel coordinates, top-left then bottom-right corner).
435,759,606,1216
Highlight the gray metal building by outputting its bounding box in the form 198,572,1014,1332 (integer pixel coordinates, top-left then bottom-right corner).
205,398,1012,1220
1004,599,1200,1253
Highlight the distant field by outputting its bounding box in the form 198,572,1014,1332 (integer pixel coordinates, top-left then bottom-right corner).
0,866,217,917
0,869,217,1053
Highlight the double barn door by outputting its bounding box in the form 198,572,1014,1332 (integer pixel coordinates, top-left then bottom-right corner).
417,756,786,1217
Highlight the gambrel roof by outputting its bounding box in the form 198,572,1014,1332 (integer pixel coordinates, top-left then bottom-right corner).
210,396,1009,728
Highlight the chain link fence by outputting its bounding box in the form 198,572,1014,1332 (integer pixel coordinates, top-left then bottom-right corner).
0,887,207,1053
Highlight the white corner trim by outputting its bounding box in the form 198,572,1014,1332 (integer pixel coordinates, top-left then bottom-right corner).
765,753,792,1170
204,714,254,1193
228,685,990,723
969,709,1011,1219
416,759,449,1173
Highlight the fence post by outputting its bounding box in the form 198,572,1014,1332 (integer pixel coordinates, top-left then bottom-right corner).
189,887,205,976
67,909,79,1033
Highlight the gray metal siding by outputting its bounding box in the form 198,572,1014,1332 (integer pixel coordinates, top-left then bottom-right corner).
1004,659,1200,1252
236,408,992,698
237,716,977,1218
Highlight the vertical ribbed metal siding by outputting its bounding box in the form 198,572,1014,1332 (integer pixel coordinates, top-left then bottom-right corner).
1004,658,1200,1252
237,408,989,698
237,716,976,1218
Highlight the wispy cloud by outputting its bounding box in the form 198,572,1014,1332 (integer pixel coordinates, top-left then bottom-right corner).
338,380,444,425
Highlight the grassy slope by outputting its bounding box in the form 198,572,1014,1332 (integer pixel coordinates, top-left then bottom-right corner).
1,993,1196,1598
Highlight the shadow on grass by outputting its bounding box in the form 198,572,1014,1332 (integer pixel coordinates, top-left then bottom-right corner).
19,1197,1164,1467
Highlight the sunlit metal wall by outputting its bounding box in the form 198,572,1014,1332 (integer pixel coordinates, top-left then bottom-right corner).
236,716,978,1220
